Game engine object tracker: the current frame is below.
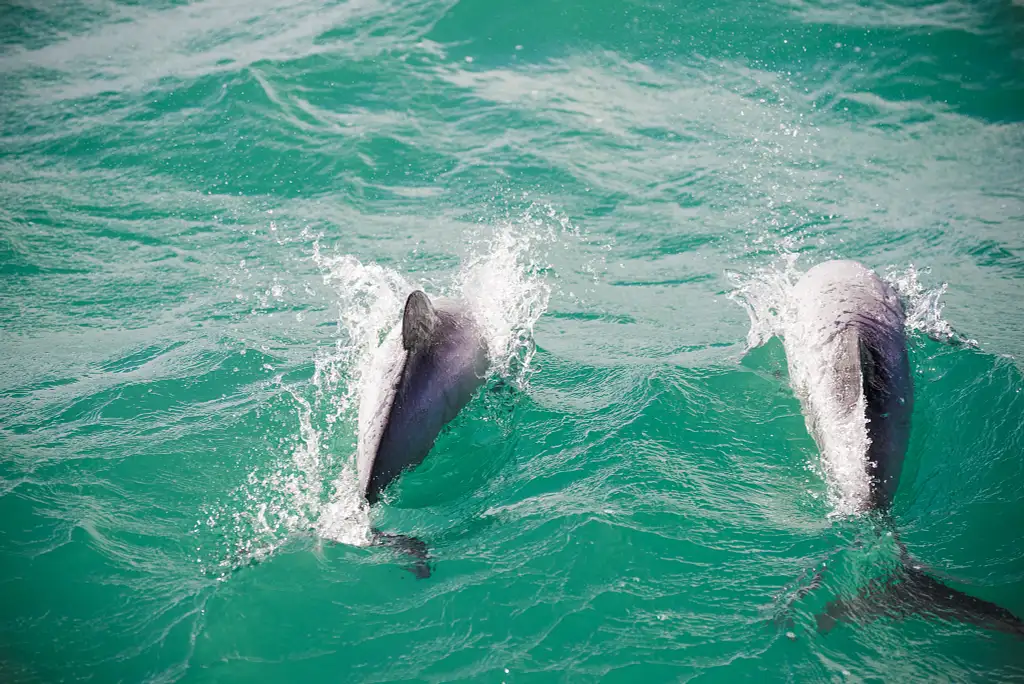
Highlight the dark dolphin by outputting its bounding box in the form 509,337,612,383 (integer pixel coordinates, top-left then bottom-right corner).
356,290,489,576
782,260,1023,636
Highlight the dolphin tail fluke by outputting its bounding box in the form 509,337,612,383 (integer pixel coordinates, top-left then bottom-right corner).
816,552,1024,637
371,527,432,579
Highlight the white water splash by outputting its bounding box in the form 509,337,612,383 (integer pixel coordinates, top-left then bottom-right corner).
309,242,412,425
725,251,802,351
457,225,553,384
885,264,977,347
728,254,961,517
728,254,964,354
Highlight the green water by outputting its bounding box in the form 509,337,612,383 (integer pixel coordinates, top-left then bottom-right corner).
2,0,1024,681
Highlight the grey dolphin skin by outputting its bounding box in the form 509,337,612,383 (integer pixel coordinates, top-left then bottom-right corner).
784,260,1024,637
356,290,489,577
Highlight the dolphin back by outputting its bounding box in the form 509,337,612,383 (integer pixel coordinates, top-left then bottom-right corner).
788,260,911,511
360,291,489,505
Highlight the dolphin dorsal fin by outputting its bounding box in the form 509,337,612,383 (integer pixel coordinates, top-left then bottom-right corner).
402,290,438,351
858,336,885,396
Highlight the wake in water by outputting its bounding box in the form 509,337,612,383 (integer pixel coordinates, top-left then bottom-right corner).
199,214,565,576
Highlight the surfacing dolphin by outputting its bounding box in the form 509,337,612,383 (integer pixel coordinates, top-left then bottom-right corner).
356,290,489,578
782,259,1023,637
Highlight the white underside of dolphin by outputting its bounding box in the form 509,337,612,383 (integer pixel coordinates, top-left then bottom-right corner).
356,325,405,498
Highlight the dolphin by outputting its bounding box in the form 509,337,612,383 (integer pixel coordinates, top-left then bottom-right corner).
785,259,912,514
356,290,489,577
781,259,1023,636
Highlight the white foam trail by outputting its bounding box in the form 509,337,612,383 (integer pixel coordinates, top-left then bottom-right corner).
728,254,960,517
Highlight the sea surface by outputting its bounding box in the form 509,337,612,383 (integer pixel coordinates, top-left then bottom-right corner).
2,0,1024,681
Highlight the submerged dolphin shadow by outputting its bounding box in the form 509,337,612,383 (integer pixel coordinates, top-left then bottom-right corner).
815,540,1024,637
370,528,431,579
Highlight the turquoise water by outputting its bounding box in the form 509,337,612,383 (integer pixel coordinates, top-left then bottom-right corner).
2,0,1024,681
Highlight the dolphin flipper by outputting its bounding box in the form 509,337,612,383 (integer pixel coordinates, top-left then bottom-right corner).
489,378,512,394
772,567,827,632
371,528,432,579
